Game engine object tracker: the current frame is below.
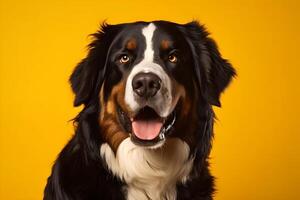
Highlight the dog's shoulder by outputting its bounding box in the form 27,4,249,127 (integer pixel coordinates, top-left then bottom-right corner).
44,136,125,200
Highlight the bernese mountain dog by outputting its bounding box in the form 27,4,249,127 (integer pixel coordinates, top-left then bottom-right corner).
44,20,236,200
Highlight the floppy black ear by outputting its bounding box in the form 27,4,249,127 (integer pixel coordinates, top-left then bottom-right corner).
184,21,236,107
201,37,236,106
70,58,94,107
70,23,121,107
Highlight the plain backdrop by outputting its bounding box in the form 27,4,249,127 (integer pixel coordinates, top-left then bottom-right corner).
0,0,299,199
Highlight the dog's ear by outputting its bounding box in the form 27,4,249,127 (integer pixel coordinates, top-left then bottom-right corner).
70,23,121,107
184,21,236,107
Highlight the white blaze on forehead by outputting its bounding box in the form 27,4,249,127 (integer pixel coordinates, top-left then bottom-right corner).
124,23,173,117
142,23,156,62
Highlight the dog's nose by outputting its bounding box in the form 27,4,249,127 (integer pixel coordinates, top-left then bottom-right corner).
132,72,161,98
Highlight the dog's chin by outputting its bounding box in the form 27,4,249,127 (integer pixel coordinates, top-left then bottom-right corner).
117,104,177,148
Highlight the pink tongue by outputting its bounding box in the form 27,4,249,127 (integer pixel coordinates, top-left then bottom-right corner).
132,120,163,140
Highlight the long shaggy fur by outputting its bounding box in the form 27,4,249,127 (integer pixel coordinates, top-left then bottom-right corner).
44,20,235,200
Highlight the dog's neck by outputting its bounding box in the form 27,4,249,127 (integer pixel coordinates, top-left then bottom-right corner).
100,138,194,200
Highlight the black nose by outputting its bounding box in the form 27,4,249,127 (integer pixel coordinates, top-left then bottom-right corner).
132,72,161,98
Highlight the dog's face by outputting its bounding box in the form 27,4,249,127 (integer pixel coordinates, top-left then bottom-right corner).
101,22,196,149
70,21,235,152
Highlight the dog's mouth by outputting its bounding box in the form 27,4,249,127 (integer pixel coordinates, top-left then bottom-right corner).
117,105,176,147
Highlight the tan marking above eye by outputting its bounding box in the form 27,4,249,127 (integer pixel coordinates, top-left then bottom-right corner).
120,55,130,63
161,39,170,49
126,38,137,50
168,54,178,63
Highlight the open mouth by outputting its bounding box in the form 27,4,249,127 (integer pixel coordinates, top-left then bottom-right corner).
117,106,176,147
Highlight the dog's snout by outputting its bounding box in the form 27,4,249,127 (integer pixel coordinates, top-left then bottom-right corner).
132,72,161,98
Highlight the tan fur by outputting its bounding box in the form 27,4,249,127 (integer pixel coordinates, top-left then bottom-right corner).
99,79,133,152
126,38,137,50
161,39,171,50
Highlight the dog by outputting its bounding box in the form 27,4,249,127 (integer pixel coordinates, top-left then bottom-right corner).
44,20,235,200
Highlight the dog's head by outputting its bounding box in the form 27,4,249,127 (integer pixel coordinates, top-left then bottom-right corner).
70,21,235,152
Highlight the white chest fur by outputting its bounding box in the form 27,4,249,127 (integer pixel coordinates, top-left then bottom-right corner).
100,138,194,200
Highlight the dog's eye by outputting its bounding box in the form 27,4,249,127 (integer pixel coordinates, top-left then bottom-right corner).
120,55,130,64
168,54,178,63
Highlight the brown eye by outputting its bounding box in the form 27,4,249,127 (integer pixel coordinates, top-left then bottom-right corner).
168,54,178,63
120,55,130,63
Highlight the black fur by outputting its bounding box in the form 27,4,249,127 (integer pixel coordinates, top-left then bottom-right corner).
183,21,236,107
44,20,235,200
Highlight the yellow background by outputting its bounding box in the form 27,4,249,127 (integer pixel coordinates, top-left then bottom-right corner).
0,0,299,199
